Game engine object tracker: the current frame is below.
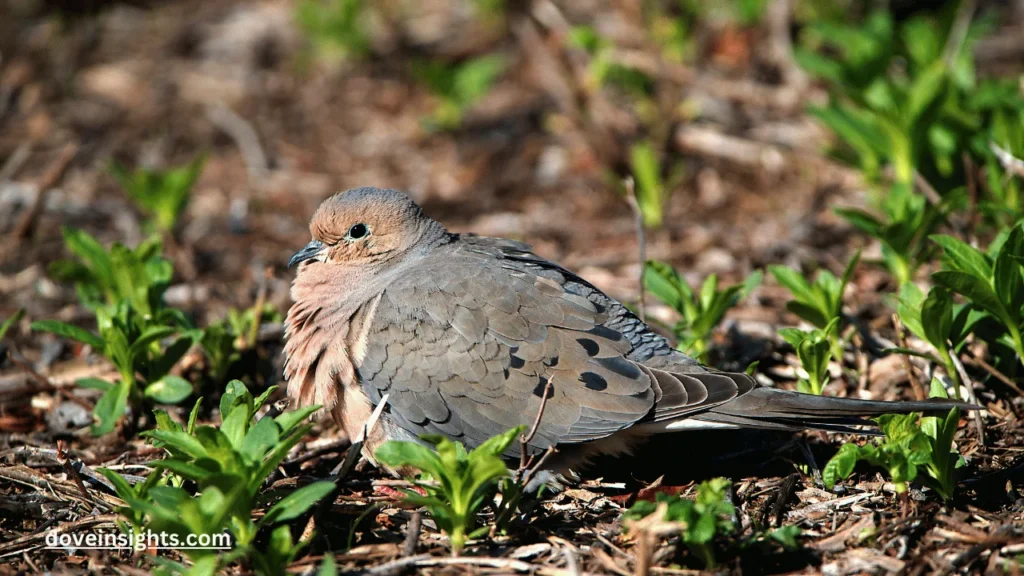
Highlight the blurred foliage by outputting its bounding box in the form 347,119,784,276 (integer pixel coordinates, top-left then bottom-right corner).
110,156,205,235
414,55,506,130
296,0,369,63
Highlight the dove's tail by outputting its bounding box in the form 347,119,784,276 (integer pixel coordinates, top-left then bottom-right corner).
645,382,979,435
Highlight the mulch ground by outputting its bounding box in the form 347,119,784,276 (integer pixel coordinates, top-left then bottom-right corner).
1,1,1022,574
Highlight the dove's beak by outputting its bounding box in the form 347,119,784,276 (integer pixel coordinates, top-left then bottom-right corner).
289,240,325,268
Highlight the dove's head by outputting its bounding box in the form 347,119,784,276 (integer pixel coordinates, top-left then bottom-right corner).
289,187,447,271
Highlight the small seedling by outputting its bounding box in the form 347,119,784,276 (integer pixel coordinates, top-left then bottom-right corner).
374,426,523,555
33,302,200,435
414,55,506,130
110,156,204,235
623,478,737,569
201,303,281,385
48,228,174,318
930,223,1024,366
644,262,761,362
630,141,667,229
823,378,965,500
101,381,331,574
779,318,839,396
896,283,981,397
769,251,859,357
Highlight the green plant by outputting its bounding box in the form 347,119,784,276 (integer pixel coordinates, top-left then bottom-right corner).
896,283,981,397
567,26,655,97
929,224,1024,366
201,304,282,385
101,381,332,574
630,141,665,228
0,309,25,344
644,262,761,362
296,0,369,63
374,426,523,555
110,156,204,235
779,318,839,395
48,228,175,318
36,229,199,434
823,378,965,500
796,8,987,186
33,302,199,435
769,250,859,356
623,478,737,569
414,55,506,130
836,183,957,285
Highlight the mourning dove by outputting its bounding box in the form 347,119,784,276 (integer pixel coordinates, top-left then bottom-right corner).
284,187,973,478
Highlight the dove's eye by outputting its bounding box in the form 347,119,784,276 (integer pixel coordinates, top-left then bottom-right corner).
347,223,369,240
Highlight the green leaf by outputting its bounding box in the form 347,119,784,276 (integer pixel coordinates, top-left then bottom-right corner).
142,429,210,460
259,481,336,527
92,379,131,436
77,377,113,392
127,326,178,360
993,224,1024,307
931,235,992,280
0,309,25,342
221,398,252,450
274,405,319,434
823,443,860,489
375,440,446,480
644,261,685,313
31,320,104,350
186,397,202,435
219,380,253,422
318,555,337,576
241,416,280,463
144,375,193,404
768,266,816,305
920,288,953,351
932,270,1014,327
630,141,664,228
153,409,183,433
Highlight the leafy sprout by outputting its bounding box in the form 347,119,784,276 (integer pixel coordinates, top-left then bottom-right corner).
101,381,331,574
779,318,840,396
769,251,859,357
374,426,523,555
823,379,965,500
644,262,762,362
623,478,737,569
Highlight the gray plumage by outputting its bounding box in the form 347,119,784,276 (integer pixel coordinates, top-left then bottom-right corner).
284,187,976,475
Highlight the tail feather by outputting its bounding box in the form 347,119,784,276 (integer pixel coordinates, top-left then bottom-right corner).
686,386,979,433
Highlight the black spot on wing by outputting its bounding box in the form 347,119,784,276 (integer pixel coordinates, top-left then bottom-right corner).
509,354,525,369
532,377,553,399
544,356,559,367
596,356,642,379
580,372,608,391
577,338,600,357
587,324,622,341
